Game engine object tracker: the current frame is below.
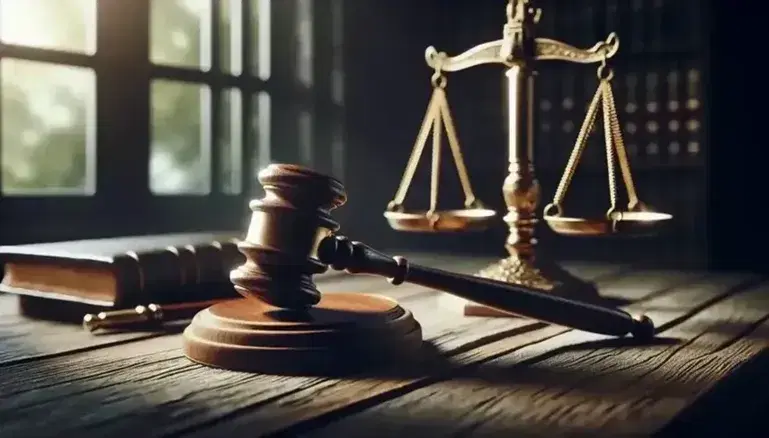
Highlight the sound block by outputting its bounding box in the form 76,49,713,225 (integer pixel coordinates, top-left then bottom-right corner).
182,292,423,375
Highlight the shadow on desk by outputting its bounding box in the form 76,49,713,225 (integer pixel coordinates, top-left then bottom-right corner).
658,348,769,437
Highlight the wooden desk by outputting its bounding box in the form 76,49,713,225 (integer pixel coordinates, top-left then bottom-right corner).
1,253,768,437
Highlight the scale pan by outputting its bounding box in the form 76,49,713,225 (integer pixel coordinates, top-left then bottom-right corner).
545,210,672,237
384,208,496,233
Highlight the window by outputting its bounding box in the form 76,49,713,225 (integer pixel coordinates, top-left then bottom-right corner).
0,0,345,243
0,0,97,195
330,0,346,180
147,0,270,196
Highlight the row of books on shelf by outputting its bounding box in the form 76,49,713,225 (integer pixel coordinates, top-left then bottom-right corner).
538,0,703,54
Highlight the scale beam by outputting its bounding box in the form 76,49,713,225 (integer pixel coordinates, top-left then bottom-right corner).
425,34,620,73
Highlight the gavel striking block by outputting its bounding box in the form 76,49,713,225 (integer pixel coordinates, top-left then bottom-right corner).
182,164,654,375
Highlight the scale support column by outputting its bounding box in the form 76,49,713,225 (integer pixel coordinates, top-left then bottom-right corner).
467,1,599,316
502,63,538,262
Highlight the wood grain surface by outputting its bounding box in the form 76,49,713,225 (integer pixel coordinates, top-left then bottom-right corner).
298,273,765,438
0,254,766,438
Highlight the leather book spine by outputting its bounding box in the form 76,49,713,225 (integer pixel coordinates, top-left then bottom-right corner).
111,238,244,307
182,238,243,301
215,238,246,298
111,253,146,308
217,238,246,280
112,248,187,307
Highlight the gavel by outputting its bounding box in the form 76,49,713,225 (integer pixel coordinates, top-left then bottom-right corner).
228,163,654,340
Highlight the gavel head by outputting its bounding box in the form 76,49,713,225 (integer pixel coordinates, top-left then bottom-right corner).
230,163,347,309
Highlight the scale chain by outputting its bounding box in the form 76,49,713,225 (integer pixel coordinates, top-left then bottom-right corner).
389,83,441,209
437,88,479,208
549,83,603,211
602,80,619,214
603,80,639,209
546,61,641,220
388,73,482,214
429,88,444,215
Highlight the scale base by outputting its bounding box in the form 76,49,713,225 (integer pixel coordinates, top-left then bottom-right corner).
182,293,423,375
461,254,599,317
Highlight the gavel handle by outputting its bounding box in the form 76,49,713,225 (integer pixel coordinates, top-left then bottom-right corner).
317,235,655,340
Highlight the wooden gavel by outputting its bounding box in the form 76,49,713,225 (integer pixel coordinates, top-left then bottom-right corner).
229,163,655,340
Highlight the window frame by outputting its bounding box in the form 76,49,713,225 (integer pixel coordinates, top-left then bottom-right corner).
0,0,345,244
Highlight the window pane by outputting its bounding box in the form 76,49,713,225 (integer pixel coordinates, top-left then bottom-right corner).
295,0,313,87
150,0,212,71
1,59,96,195
219,0,242,75
150,80,211,195
251,92,270,181
298,110,313,166
251,0,271,80
0,0,96,54
331,119,345,180
331,0,344,105
218,88,242,194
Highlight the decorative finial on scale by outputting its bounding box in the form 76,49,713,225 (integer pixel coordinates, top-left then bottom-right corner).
506,0,541,25
502,0,540,61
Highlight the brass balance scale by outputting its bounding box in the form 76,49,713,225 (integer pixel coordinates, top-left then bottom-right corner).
384,0,672,316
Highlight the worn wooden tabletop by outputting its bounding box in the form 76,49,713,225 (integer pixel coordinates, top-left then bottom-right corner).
1,253,768,438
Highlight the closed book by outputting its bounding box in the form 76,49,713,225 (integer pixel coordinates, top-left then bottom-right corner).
0,231,245,309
